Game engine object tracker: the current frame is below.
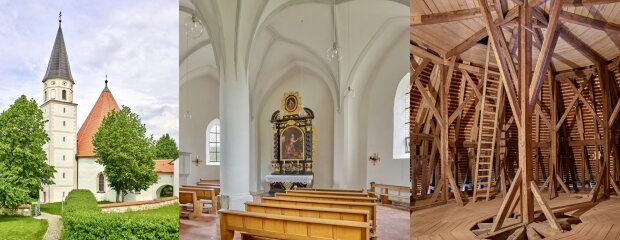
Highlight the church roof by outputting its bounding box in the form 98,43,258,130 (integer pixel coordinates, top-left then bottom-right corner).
77,85,120,157
154,160,174,173
43,22,74,83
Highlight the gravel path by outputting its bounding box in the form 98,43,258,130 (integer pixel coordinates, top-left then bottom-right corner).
36,213,62,240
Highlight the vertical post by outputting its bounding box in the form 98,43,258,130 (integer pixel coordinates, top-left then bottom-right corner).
550,71,559,199
519,2,535,224
599,63,612,198
440,64,449,201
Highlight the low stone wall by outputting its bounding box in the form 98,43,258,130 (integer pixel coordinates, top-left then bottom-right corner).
98,197,178,213
0,204,32,216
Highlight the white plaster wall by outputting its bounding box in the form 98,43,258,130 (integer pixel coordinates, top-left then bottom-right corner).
362,33,410,187
77,158,174,202
256,70,334,192
179,75,220,185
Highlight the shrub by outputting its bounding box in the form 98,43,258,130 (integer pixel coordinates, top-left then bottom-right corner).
62,190,178,240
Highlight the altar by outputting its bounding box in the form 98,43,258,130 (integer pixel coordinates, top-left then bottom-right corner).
264,174,314,195
265,92,316,195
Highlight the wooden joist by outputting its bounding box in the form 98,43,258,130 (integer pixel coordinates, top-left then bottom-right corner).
411,8,483,26
560,11,620,33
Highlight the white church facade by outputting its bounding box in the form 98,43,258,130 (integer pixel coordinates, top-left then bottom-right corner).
39,17,173,203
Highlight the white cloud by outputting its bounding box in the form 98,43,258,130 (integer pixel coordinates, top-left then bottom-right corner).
0,0,179,142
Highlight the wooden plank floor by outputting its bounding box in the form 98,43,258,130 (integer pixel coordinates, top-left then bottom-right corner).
411,194,620,240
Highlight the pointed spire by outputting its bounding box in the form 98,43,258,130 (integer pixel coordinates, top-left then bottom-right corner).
43,12,74,83
104,75,109,91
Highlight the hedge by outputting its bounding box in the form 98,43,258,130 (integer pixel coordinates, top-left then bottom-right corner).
62,189,178,240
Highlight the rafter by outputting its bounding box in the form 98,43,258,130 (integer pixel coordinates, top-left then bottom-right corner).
529,0,562,108
532,7,607,65
478,0,522,128
564,0,620,6
411,8,483,26
445,7,519,58
560,11,620,33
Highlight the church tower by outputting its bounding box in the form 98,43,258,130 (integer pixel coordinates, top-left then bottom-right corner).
40,14,78,203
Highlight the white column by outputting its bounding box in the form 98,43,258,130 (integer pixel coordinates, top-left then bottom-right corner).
219,76,253,210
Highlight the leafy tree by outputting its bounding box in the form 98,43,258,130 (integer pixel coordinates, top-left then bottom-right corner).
154,133,179,160
92,106,158,202
0,96,55,209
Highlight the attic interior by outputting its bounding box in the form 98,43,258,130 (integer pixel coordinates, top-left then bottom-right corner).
409,0,620,239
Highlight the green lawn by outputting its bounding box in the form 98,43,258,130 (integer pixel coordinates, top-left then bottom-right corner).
0,215,48,240
121,203,179,217
40,202,63,215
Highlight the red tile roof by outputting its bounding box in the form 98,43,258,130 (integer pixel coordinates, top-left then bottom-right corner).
154,159,174,173
77,87,120,157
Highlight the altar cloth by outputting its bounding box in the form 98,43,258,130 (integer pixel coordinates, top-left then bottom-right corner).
264,175,313,184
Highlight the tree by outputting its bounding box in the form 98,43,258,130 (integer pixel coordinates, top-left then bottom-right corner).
92,106,158,202
0,96,55,209
154,133,179,159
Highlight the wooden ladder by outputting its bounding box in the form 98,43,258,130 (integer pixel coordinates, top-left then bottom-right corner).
472,75,504,202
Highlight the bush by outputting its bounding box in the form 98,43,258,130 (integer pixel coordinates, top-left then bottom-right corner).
62,190,178,240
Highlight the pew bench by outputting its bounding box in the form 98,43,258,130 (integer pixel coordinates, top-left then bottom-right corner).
275,192,376,203
179,187,218,214
369,182,410,206
179,191,202,219
245,202,370,223
287,189,370,197
220,210,370,240
181,184,221,196
297,188,364,193
261,196,377,233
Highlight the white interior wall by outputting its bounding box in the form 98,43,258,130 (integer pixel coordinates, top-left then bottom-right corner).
362,32,410,187
255,69,334,193
179,75,220,184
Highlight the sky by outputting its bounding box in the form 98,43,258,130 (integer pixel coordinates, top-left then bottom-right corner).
0,0,179,142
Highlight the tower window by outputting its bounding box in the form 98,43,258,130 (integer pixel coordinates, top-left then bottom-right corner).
45,91,48,100
63,108,66,113
62,172,65,179
63,121,66,126
63,136,65,142
63,155,66,160
62,90,67,100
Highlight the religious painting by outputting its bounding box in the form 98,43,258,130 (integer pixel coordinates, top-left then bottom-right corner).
285,95,298,113
280,126,304,160
271,91,315,175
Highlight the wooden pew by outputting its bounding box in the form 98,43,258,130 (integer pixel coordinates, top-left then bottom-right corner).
245,202,370,223
275,192,376,203
181,185,221,196
199,179,220,184
262,196,377,233
220,210,370,240
297,188,364,193
287,189,370,197
179,191,202,219
179,187,218,214
196,182,220,187
369,182,410,205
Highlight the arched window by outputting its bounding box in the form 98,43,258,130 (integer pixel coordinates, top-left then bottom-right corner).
206,119,221,165
62,90,67,100
393,73,410,159
97,173,105,193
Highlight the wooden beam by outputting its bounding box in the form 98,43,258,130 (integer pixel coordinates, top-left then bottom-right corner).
478,0,522,129
532,7,607,65
414,74,444,127
560,11,620,33
410,44,499,76
529,0,562,108
411,9,483,26
518,1,535,224
555,74,594,131
491,168,522,232
462,70,482,99
530,181,562,231
448,76,484,125
565,77,605,127
564,0,620,7
445,7,519,58
609,99,620,127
